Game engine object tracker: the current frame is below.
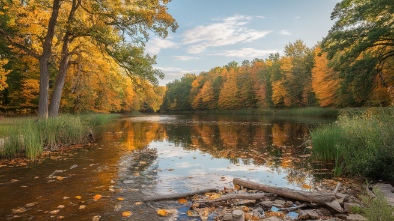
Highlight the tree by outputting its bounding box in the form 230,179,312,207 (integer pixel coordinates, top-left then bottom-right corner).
311,46,340,107
322,0,394,101
0,0,178,117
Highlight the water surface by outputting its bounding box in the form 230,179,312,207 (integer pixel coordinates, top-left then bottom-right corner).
0,114,334,220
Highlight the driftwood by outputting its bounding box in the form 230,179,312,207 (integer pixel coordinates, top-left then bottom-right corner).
279,204,307,212
143,188,218,202
233,178,336,204
196,193,274,204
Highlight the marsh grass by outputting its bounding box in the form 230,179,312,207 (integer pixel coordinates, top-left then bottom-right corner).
0,114,118,159
311,108,394,181
359,188,394,221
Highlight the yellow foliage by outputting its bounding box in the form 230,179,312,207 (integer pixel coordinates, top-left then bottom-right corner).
157,209,169,217
0,59,10,91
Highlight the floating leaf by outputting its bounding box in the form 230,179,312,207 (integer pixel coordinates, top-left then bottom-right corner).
79,205,86,209
157,209,169,217
178,198,187,204
75,196,82,199
57,205,65,209
93,194,102,201
122,211,132,217
50,210,60,214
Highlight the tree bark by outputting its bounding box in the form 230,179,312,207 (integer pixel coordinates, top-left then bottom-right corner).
233,178,336,205
49,0,80,117
38,0,61,118
48,33,70,117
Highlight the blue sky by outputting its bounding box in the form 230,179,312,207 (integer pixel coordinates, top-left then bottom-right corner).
145,0,340,86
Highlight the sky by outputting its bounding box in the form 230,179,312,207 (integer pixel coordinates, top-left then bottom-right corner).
145,0,341,86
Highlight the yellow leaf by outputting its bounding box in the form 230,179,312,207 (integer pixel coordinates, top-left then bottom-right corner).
157,209,169,217
302,184,313,189
122,211,132,217
117,198,124,201
56,176,64,181
178,198,187,204
75,196,82,199
93,194,102,201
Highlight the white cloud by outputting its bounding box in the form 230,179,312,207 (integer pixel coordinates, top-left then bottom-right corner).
145,37,178,55
210,48,278,58
182,15,271,54
173,56,199,61
155,66,201,85
278,30,292,35
295,16,301,19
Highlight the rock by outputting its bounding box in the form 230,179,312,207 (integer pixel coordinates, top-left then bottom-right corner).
260,200,273,208
284,201,293,207
297,210,309,219
304,210,320,219
261,216,283,221
232,210,244,221
222,213,232,220
92,215,101,221
346,214,367,221
12,207,26,214
374,183,394,206
325,200,344,213
273,199,286,208
316,208,331,217
344,203,360,213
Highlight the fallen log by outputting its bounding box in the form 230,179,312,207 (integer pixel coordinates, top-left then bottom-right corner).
196,193,274,204
143,188,218,202
233,178,336,205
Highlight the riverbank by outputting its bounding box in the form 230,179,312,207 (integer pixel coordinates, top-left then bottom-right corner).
160,107,341,118
311,107,394,182
0,114,119,160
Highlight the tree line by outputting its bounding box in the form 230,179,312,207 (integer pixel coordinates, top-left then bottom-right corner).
0,0,177,116
161,1,394,111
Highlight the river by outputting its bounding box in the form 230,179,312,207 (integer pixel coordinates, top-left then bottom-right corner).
0,114,335,220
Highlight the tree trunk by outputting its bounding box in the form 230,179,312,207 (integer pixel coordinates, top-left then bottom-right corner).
48,0,80,117
233,178,336,204
49,34,70,117
38,0,61,118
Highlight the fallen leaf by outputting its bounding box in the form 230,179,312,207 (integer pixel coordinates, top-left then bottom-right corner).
117,198,124,201
122,211,132,217
25,202,38,207
92,215,101,221
93,194,102,201
157,209,169,217
57,205,65,209
75,196,82,199
12,207,26,213
178,198,187,204
56,176,64,181
302,184,313,189
79,205,86,209
135,202,143,205
50,210,60,214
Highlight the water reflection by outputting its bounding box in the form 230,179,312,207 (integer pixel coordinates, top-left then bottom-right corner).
109,114,333,195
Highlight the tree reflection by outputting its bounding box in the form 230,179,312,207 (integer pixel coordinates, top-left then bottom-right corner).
108,115,325,186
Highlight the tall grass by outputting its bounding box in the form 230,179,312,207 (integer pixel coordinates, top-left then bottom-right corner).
311,108,394,181
359,188,394,221
0,114,118,159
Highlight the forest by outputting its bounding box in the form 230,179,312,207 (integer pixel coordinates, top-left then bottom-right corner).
1,0,393,115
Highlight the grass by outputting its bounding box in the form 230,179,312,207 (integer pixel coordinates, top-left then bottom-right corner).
311,107,394,181
358,188,394,221
0,114,119,159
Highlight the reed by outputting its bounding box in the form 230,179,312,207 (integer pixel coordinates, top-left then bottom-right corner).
311,108,394,181
0,114,118,159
